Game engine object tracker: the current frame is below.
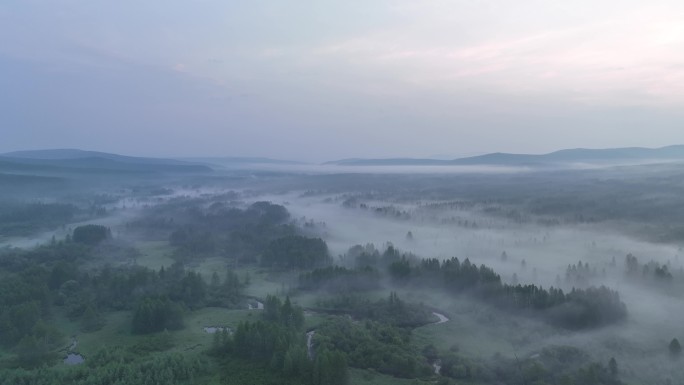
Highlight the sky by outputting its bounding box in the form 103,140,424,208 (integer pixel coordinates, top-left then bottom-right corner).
1,0,684,162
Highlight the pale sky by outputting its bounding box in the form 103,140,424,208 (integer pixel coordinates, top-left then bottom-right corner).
2,0,684,161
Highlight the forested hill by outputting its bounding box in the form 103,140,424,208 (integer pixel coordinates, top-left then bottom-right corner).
0,149,213,174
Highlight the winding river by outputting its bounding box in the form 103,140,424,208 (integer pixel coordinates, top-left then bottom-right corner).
63,336,85,365
432,312,449,324
304,310,450,364
428,312,449,374
306,330,316,360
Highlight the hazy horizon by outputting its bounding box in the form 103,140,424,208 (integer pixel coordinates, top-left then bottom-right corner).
3,143,684,164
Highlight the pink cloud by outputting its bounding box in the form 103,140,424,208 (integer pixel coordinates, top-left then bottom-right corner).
313,6,684,107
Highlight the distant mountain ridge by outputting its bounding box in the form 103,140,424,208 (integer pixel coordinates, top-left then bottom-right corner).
6,146,684,169
0,149,212,173
3,149,192,165
326,145,684,166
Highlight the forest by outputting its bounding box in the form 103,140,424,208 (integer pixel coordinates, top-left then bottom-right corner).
1,158,684,385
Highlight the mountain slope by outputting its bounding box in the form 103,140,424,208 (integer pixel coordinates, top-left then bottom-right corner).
0,149,213,173
3,149,194,165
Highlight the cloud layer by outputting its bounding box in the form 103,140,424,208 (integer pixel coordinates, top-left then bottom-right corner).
1,0,683,160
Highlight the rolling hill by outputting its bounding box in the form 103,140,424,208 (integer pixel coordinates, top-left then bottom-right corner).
0,149,213,173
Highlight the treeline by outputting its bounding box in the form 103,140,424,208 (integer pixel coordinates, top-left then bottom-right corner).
206,292,622,385
429,344,622,385
306,293,441,379
57,262,243,316
210,295,348,385
298,261,624,382
73,263,245,335
131,296,184,334
0,268,61,366
0,224,113,273
346,243,418,271
314,292,437,328
625,253,675,283
314,317,433,378
140,200,297,262
0,202,76,236
299,266,381,292
341,198,411,220
72,224,110,245
0,242,90,271
339,245,626,329
565,260,602,286
261,236,331,269
0,241,246,366
0,347,205,385
0,242,99,366
146,200,331,269
389,255,626,329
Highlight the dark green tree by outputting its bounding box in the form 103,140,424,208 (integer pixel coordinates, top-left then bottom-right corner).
608,357,618,377
72,224,109,245
14,335,49,367
670,338,682,357
131,297,184,334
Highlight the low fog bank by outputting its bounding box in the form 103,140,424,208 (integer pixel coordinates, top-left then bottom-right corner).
210,163,534,175
247,189,684,384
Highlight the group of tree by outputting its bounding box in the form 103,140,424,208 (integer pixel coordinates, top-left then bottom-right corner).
0,347,206,385
565,260,602,286
0,239,247,366
210,294,348,385
625,253,675,283
261,236,331,269
341,199,411,220
141,200,297,263
0,202,76,236
63,262,245,316
131,296,184,334
314,317,433,378
72,224,110,245
0,242,89,271
311,314,623,385
345,244,418,271
337,244,627,330
436,345,624,385
298,266,380,293
670,338,682,357
388,255,627,329
0,264,62,366
314,292,437,328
